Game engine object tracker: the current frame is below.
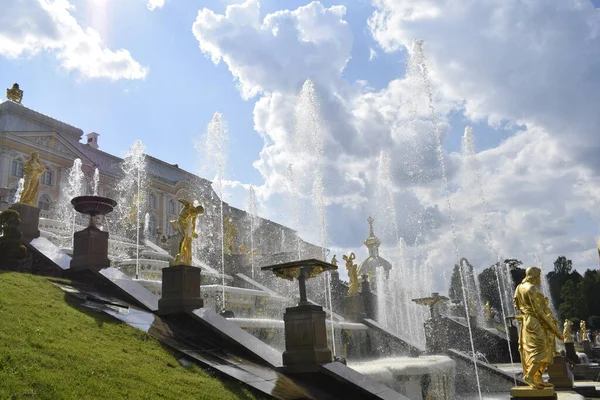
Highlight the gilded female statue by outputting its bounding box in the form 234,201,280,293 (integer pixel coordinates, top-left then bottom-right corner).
514,266,562,389
19,152,46,207
563,319,573,343
343,253,359,296
169,199,204,266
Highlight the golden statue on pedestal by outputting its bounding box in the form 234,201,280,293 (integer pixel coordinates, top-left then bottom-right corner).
169,199,204,266
6,83,23,104
580,320,588,341
563,319,573,343
19,152,46,207
343,253,359,296
224,215,237,255
514,266,562,389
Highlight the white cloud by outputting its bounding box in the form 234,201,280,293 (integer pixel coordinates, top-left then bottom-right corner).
368,48,377,61
193,0,600,295
0,0,147,80
147,0,165,11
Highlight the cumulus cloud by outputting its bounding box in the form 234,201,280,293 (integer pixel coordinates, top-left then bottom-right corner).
192,0,600,293
0,0,147,80
147,0,165,11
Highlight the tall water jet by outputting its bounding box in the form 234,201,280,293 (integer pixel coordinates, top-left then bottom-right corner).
462,126,516,383
409,39,482,398
113,140,147,273
13,178,24,203
144,212,150,239
92,167,100,196
57,159,85,249
294,79,334,354
248,186,258,280
200,112,228,312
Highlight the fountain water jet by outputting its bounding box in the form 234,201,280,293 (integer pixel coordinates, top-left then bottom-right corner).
200,112,228,312
14,178,24,203
56,159,85,250
410,39,482,398
92,167,100,196
247,186,258,280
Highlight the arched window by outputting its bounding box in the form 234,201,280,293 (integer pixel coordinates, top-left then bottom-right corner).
38,194,51,211
149,192,157,210
168,199,176,215
11,158,24,177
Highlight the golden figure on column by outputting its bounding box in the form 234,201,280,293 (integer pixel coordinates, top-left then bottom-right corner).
169,199,204,266
343,253,359,296
514,266,562,389
563,319,573,343
19,152,46,207
6,83,23,104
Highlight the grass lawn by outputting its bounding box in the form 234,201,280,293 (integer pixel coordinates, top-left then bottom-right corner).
0,272,266,400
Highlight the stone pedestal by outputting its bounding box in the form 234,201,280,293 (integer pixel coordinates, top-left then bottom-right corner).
583,340,593,357
510,386,556,399
70,227,110,271
343,294,365,323
9,203,40,243
564,342,579,364
547,355,574,389
282,304,332,373
158,265,203,315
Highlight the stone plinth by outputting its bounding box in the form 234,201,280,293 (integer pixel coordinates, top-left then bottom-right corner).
583,340,593,357
282,304,332,373
547,355,574,389
158,265,203,315
510,386,556,399
564,342,579,364
343,294,365,323
70,227,109,271
9,203,40,243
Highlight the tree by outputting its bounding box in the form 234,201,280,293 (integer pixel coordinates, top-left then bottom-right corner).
581,269,600,321
547,256,581,313
478,265,501,311
449,258,476,302
558,279,586,320
449,263,463,301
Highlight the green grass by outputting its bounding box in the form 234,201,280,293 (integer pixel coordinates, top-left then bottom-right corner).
0,272,265,400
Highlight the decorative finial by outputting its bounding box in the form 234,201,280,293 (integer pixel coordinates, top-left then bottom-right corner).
6,83,23,104
367,216,375,237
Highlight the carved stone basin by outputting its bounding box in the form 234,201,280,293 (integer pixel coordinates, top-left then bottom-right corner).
71,196,117,217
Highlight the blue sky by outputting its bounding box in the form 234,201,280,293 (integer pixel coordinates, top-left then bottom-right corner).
3,0,600,285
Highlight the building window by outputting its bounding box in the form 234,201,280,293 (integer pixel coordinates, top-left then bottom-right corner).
149,192,157,210
11,159,24,177
38,194,51,211
41,169,54,186
168,199,176,214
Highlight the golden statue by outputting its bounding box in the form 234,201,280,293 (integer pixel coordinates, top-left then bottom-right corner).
514,266,562,389
580,320,588,342
19,152,46,207
343,253,359,296
223,215,237,255
331,255,337,266
169,199,204,266
485,300,492,320
6,83,23,104
563,319,573,343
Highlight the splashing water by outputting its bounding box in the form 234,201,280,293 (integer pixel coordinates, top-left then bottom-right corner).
93,168,100,196
14,178,24,203
410,39,482,398
200,112,228,312
461,126,517,383
56,159,85,249
112,140,147,273
248,186,258,280
294,79,335,354
144,212,150,239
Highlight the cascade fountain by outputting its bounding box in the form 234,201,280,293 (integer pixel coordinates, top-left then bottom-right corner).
409,39,482,397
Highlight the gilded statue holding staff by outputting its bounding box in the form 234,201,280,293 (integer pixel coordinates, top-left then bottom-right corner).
343,253,359,296
514,266,562,389
169,199,204,266
19,152,46,207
